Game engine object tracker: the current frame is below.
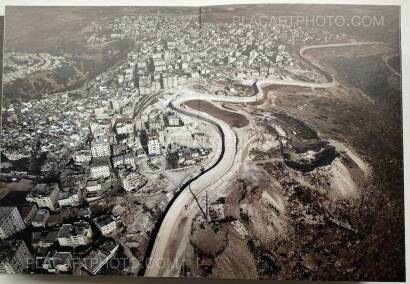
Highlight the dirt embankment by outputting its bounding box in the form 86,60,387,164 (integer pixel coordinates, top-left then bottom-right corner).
307,45,401,117
182,44,404,281
184,100,249,128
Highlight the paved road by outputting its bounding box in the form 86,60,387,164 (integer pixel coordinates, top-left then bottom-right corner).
144,41,382,276
299,41,380,54
383,54,401,78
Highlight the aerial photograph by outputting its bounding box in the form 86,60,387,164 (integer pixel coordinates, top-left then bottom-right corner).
0,4,404,281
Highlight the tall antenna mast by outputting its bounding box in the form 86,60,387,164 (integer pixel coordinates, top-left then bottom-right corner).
189,185,207,221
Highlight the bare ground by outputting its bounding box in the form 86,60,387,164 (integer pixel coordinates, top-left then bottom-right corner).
180,44,404,281
184,100,249,128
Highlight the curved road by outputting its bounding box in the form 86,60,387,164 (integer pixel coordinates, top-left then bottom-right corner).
144,41,381,276
383,54,401,77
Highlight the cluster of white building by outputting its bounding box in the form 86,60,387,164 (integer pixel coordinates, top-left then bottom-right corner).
0,207,32,274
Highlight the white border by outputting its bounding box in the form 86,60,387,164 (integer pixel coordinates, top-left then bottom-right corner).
0,1,408,284
0,0,405,10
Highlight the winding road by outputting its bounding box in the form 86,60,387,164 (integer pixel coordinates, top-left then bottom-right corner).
143,41,386,276
383,54,401,78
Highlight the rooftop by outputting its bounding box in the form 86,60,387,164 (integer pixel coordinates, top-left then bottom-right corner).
92,135,109,145
81,241,119,274
28,183,59,198
91,158,110,168
93,215,116,227
0,240,27,261
50,251,72,266
32,230,59,244
112,153,134,163
58,221,90,238
0,207,17,225
19,205,37,220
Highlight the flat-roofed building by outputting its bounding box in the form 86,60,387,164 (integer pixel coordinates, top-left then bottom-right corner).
119,170,144,192
19,205,38,225
0,240,32,274
57,221,93,247
26,183,60,211
167,115,180,127
86,180,102,192
42,251,73,273
116,118,134,135
90,120,112,137
58,188,82,207
72,150,92,165
81,241,119,275
0,207,26,240
112,152,136,169
90,158,110,179
147,132,161,156
91,136,111,158
112,143,128,156
93,215,117,236
31,209,50,228
32,230,59,249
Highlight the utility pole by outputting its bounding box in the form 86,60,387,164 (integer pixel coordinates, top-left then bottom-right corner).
188,185,208,222
205,191,209,222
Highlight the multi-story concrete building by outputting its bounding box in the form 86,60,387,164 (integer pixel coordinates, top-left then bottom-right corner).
112,143,128,156
162,74,178,89
167,115,180,127
0,207,26,240
90,158,111,179
86,180,102,193
57,188,82,207
90,119,112,137
91,136,111,158
112,153,136,169
42,251,73,273
81,241,119,275
72,150,92,165
116,118,134,135
158,130,165,145
134,119,144,131
57,221,93,247
147,132,161,156
93,215,117,236
0,240,32,274
19,205,38,225
120,171,142,192
31,209,50,228
149,116,163,131
32,230,59,249
26,183,60,211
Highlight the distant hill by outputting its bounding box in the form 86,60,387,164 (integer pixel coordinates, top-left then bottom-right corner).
202,4,400,46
